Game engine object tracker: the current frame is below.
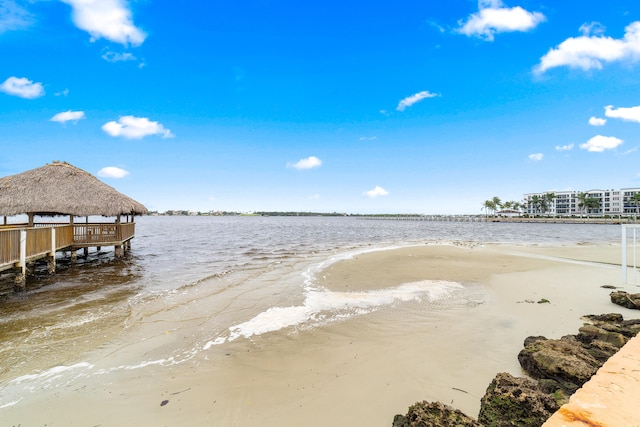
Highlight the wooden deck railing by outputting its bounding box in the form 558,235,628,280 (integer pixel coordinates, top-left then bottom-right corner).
0,223,136,272
72,223,136,245
0,228,20,267
56,225,74,248
26,227,55,261
120,222,135,242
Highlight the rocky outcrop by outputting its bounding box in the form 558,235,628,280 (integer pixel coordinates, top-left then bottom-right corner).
610,291,640,309
581,313,640,339
392,401,481,427
517,313,639,398
478,373,559,427
517,335,600,396
392,313,640,427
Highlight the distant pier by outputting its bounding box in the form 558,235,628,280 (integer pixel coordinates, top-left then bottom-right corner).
357,215,485,222
356,215,634,224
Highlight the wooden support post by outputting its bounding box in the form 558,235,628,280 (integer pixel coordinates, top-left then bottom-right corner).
129,213,135,251
28,212,34,227
84,216,89,257
15,229,27,291
623,225,628,284
19,229,26,276
14,272,26,290
71,248,78,262
48,227,56,274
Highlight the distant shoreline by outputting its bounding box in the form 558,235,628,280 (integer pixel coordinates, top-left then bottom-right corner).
141,211,640,225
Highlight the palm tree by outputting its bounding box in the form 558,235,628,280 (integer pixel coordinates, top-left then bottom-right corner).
492,196,502,212
539,198,549,215
513,201,523,214
586,197,601,214
482,200,495,218
577,192,601,217
631,193,640,218
577,192,588,217
544,193,556,216
529,195,542,216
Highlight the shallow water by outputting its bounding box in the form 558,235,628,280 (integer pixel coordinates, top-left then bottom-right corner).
0,216,623,411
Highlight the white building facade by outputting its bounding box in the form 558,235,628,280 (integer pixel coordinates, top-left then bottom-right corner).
523,188,640,216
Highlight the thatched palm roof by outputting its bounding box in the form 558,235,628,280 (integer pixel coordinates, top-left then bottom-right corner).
0,161,148,217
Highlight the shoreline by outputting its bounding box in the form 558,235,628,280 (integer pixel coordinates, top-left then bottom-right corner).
2,242,639,426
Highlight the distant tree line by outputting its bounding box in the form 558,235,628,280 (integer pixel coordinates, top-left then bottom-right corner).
147,211,351,217
255,211,347,217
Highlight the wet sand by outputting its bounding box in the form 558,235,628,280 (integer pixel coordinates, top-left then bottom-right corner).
3,242,639,426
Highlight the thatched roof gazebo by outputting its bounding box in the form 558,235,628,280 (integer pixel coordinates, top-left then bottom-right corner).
0,161,147,222
0,161,147,286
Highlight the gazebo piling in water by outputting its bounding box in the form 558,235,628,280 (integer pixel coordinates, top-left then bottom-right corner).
0,161,147,289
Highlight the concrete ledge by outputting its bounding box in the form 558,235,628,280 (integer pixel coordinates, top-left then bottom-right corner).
543,334,640,426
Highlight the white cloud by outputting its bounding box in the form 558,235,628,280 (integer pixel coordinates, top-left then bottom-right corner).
588,116,606,126
427,20,446,34
579,22,606,37
0,76,44,98
396,91,439,111
536,21,640,74
102,116,174,139
579,135,623,152
97,166,129,178
364,186,389,198
50,110,85,123
0,0,33,33
458,0,546,41
102,50,137,63
288,156,322,170
359,136,377,141
309,194,320,200
61,0,146,46
555,144,574,151
605,104,640,123
55,88,70,97
528,153,543,161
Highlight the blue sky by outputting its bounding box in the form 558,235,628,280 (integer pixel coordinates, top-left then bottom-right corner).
2,0,640,214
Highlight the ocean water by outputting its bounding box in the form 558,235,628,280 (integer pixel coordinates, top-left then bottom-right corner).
0,216,622,411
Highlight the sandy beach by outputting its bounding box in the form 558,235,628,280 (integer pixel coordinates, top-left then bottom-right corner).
3,242,639,426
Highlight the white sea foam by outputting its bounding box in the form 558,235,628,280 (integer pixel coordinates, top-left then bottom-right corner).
99,357,177,374
9,362,94,385
0,398,22,409
204,280,463,348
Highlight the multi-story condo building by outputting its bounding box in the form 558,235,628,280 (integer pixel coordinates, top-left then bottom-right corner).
523,188,640,216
